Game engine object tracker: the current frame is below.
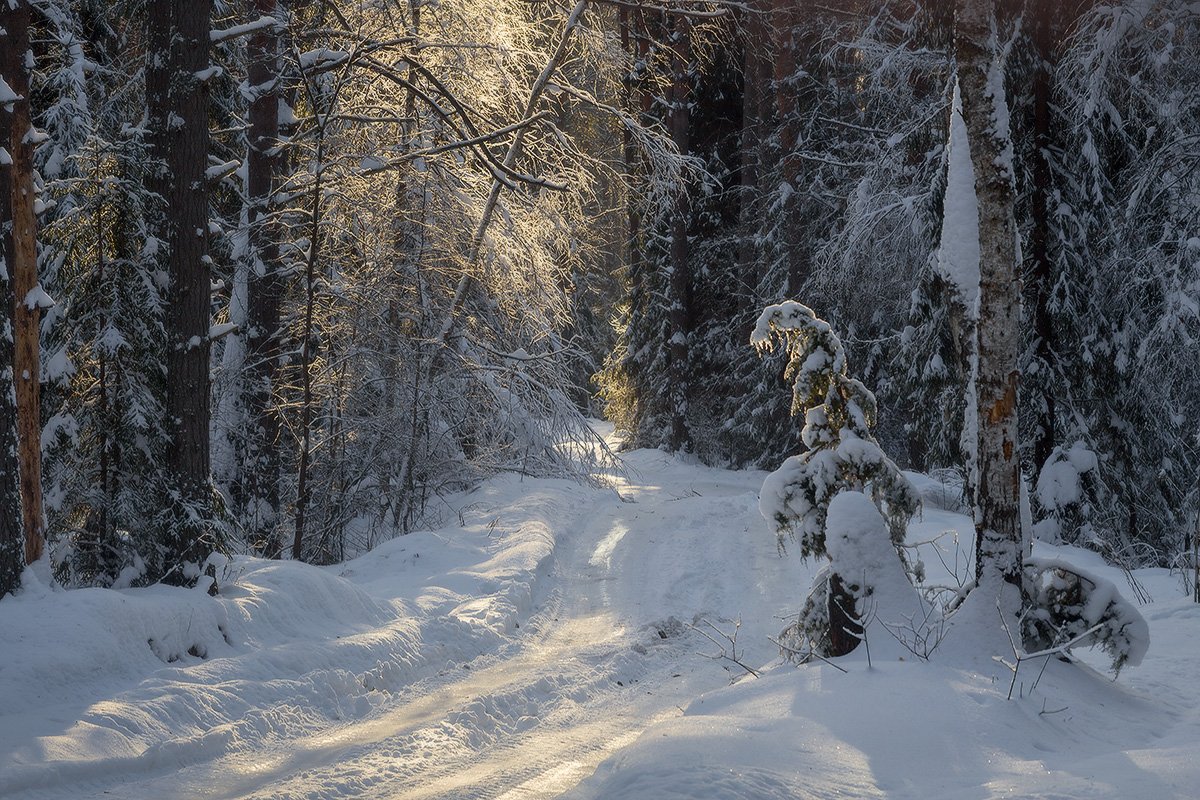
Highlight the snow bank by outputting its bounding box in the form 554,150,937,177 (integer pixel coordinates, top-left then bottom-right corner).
0,474,588,796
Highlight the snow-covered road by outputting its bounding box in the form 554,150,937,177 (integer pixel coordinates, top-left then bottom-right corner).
7,438,1200,800
2,445,797,800
187,456,785,800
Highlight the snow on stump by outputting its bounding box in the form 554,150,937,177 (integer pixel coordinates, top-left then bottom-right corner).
814,492,927,658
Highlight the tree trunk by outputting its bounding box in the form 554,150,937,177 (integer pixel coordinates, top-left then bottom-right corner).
293,125,325,562
770,0,807,297
738,0,767,294
2,0,44,569
1027,1,1056,476
827,573,864,657
956,0,1022,610
0,0,32,596
667,12,691,453
244,0,285,554
619,7,643,302
1026,0,1093,474
146,0,216,582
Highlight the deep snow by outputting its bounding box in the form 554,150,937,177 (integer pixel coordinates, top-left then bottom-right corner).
2,427,1199,799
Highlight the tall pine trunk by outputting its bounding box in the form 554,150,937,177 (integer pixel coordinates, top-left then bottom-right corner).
738,0,766,294
146,0,217,583
244,0,285,554
2,0,43,570
667,12,691,453
956,0,1022,616
0,0,35,596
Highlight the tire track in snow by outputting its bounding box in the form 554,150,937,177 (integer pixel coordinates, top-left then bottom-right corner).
213,474,728,800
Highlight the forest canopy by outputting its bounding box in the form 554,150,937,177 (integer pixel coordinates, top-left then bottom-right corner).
1,0,1198,599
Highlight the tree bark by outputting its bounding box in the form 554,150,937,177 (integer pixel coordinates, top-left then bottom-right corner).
244,0,285,554
770,0,809,297
737,0,767,293
0,0,33,596
146,0,216,580
956,0,1022,607
1027,1,1056,475
1026,0,1092,474
827,573,864,657
667,12,691,453
2,0,43,570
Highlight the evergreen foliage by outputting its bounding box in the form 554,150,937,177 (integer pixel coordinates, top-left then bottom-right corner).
752,301,919,659
753,301,919,558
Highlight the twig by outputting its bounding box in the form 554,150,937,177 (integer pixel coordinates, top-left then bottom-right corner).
769,636,849,673
692,618,760,679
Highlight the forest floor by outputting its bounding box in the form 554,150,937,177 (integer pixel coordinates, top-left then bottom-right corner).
2,425,1199,799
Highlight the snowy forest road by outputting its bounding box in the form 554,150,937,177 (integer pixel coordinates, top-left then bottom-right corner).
56,449,794,800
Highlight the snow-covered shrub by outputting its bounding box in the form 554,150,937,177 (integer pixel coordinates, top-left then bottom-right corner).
1022,557,1149,674
754,302,920,657
1032,441,1099,546
753,301,920,557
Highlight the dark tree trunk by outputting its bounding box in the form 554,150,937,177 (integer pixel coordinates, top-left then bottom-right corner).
667,12,691,453
293,127,325,562
738,0,767,293
146,0,217,582
1026,0,1093,474
770,0,807,297
1028,2,1056,476
2,0,43,574
244,0,285,554
956,0,1022,611
619,7,642,299
0,0,33,596
827,573,864,657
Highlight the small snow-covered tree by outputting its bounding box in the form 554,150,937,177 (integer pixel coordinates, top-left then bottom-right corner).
1022,557,1149,674
753,301,920,657
754,302,920,554
1031,441,1099,546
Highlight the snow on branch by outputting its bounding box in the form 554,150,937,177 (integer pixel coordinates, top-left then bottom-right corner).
210,16,284,44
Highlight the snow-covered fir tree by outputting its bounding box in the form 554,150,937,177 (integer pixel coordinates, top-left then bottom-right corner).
752,300,920,657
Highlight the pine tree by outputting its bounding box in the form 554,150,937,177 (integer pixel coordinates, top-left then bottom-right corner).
753,301,919,657
0,1,29,596
145,0,221,585
2,0,45,571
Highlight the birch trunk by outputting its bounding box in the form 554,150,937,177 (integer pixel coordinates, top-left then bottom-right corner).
956,0,1022,613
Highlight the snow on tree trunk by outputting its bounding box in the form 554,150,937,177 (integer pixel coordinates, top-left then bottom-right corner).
955,0,1023,622
937,78,981,505
2,0,44,569
146,0,218,584
825,491,928,661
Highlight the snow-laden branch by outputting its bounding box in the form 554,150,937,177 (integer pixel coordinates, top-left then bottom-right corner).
210,16,284,44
